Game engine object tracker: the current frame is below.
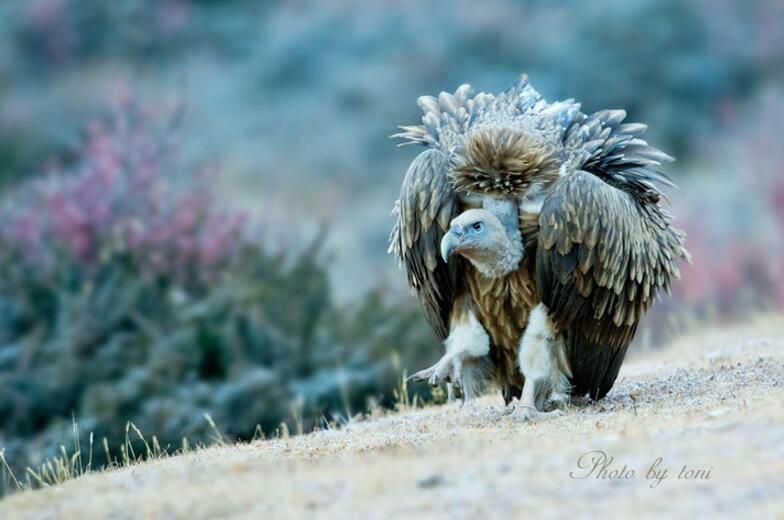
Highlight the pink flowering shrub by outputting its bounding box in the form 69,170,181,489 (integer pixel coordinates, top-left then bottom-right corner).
0,101,247,290
644,93,784,337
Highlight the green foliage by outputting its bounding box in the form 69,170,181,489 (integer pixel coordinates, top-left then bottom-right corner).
0,241,438,488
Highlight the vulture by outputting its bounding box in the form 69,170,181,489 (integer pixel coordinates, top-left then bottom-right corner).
389,75,689,419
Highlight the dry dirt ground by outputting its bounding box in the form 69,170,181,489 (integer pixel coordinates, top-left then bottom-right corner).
2,315,783,519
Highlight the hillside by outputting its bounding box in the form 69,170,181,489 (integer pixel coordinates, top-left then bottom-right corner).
2,315,783,519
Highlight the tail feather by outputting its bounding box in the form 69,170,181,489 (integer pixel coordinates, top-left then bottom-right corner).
566,333,629,400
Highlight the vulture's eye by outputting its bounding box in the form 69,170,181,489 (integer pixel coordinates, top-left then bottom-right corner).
472,222,484,232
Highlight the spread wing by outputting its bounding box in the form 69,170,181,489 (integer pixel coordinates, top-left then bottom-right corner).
389,149,464,339
536,171,689,399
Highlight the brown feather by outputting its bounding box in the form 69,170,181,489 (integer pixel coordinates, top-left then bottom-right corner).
451,127,560,197
535,170,689,398
393,149,465,339
465,248,538,392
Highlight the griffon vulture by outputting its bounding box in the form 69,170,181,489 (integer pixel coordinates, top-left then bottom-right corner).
389,75,689,419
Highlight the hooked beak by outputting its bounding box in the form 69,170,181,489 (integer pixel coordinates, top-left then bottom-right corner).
440,228,462,263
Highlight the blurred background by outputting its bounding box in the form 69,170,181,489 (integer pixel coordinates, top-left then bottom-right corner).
0,0,782,489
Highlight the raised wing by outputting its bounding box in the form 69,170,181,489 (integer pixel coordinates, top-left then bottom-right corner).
389,149,464,339
536,170,689,399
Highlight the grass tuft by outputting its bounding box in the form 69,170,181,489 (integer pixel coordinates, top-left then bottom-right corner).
1,365,443,498
0,415,230,497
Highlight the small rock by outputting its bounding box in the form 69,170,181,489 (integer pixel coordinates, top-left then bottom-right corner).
417,474,446,489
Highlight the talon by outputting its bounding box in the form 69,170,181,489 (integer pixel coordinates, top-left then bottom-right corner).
409,355,455,388
409,351,479,403
409,367,434,383
447,384,456,403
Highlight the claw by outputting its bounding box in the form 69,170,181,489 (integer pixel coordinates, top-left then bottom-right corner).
409,354,464,394
454,383,465,403
408,367,434,383
447,384,456,403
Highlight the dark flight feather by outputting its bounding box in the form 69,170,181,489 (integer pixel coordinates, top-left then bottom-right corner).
536,171,689,398
389,149,464,339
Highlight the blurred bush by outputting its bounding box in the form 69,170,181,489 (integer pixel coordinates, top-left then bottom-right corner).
0,102,436,478
659,91,784,327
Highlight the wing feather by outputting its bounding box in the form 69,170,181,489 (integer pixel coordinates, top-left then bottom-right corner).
536,171,689,398
389,149,463,339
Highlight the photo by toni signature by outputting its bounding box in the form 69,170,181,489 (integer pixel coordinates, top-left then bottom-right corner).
570,450,714,488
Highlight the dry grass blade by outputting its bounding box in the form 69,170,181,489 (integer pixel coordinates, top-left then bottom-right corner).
204,414,227,446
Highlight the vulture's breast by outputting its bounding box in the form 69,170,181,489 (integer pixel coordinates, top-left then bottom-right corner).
465,263,538,352
466,262,538,389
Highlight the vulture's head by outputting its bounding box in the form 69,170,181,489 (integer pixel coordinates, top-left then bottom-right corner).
440,208,523,278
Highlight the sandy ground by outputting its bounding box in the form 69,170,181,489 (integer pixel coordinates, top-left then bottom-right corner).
1,315,783,520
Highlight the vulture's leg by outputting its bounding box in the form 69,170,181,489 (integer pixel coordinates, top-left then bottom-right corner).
513,304,571,421
409,305,492,401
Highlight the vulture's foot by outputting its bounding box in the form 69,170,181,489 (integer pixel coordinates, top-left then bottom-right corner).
409,352,494,403
409,352,463,390
507,404,565,422
410,302,493,402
